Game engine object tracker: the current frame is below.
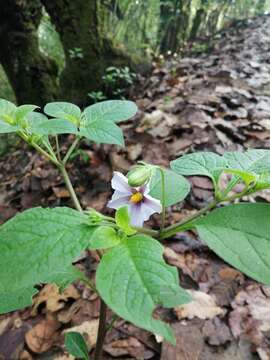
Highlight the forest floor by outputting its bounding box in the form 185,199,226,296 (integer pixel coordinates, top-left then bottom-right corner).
1,15,270,360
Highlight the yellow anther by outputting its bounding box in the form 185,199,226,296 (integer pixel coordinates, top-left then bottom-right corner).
130,192,143,204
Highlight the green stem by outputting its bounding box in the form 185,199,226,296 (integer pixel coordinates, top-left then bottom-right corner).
134,226,159,237
58,165,82,212
94,299,107,360
159,168,166,234
55,135,61,161
63,137,80,165
160,200,218,240
19,132,60,166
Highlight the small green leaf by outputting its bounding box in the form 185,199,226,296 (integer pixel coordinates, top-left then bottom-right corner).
195,203,270,285
65,332,89,360
223,168,258,186
149,168,190,207
88,226,121,249
80,120,124,146
0,207,95,313
253,172,270,191
32,119,79,135
83,100,137,123
44,102,81,124
171,152,227,185
96,234,191,344
15,105,38,123
0,120,18,133
115,206,136,235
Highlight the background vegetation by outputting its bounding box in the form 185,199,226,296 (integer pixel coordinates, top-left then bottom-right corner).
0,0,270,105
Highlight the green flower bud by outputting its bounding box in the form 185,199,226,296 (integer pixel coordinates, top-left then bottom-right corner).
127,165,152,187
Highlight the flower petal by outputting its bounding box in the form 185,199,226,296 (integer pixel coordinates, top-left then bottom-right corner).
111,190,130,201
107,195,130,209
111,172,132,194
139,183,150,195
128,203,145,227
144,195,162,213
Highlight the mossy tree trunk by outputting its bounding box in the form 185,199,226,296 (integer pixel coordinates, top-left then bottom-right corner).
42,0,133,105
0,0,59,105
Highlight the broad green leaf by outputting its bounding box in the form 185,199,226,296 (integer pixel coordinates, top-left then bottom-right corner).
224,150,270,174
80,120,124,146
44,102,81,124
88,226,120,249
15,105,38,123
0,207,95,313
32,119,79,135
0,98,17,123
24,112,48,129
0,287,38,315
65,332,89,360
0,119,18,133
195,203,270,285
171,152,227,185
115,206,136,235
83,100,137,124
96,234,191,344
149,168,190,207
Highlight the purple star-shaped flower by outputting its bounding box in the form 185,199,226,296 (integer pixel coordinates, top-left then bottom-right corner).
107,171,162,227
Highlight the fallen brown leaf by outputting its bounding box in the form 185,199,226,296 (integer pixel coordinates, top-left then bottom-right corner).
25,314,60,353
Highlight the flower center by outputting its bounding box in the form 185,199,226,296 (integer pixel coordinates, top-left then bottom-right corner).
129,192,143,204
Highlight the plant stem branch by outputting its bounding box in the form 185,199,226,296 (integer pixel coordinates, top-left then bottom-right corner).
134,226,159,237
94,299,107,360
58,165,82,212
159,168,166,234
160,200,218,239
63,137,80,165
20,133,60,166
55,135,61,161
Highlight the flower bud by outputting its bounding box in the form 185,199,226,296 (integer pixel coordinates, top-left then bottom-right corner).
127,165,152,187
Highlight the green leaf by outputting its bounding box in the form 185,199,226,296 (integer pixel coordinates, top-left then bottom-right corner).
32,119,79,135
96,234,191,344
115,206,136,235
0,99,17,122
224,150,270,174
83,100,137,123
0,287,39,315
195,203,270,285
15,105,38,123
149,168,190,207
171,152,227,184
44,102,81,124
0,120,18,133
24,112,48,130
223,168,258,186
88,226,121,249
65,332,89,360
0,207,95,313
80,120,124,146
253,172,270,191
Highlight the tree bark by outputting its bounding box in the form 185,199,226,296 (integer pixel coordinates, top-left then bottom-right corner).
0,0,59,105
42,0,134,105
159,0,189,53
